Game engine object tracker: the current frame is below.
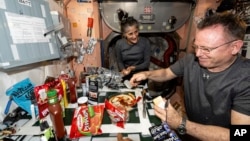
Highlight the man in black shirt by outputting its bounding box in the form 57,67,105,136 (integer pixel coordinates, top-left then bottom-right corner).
130,11,250,140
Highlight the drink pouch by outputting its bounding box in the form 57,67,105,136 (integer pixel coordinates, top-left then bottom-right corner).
149,122,181,141
6,78,35,115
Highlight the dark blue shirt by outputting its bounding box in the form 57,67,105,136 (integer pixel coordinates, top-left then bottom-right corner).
115,37,151,72
170,53,250,128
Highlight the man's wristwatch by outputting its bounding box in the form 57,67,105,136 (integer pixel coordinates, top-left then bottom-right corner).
177,117,187,135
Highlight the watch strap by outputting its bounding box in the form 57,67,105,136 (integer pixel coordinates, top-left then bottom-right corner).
177,116,187,135
181,116,187,126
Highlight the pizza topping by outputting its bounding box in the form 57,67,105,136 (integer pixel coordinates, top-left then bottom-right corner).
108,93,136,111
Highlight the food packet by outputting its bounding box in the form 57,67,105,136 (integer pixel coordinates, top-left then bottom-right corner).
34,84,49,119
34,79,65,119
105,100,128,128
58,73,77,105
45,78,64,101
6,78,35,115
69,104,105,139
45,78,65,111
149,122,181,141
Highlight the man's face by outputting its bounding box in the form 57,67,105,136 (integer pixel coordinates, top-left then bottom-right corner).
194,25,235,72
124,25,139,45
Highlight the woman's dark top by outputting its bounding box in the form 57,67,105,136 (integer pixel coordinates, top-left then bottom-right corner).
115,37,151,81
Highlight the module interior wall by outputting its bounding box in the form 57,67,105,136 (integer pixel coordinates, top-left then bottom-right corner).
65,1,101,84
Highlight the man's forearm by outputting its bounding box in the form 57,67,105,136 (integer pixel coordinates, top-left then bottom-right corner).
186,120,229,141
146,69,170,82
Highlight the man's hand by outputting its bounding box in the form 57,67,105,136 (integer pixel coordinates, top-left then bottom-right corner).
129,72,147,87
154,101,182,129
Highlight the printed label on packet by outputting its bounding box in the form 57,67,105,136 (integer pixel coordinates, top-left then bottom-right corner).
149,123,181,141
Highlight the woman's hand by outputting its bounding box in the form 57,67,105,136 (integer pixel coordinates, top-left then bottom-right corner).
121,69,130,76
121,66,136,76
127,66,135,72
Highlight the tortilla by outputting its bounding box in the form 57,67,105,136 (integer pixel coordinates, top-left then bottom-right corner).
108,93,136,111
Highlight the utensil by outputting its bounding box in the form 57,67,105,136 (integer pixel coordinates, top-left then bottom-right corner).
165,99,169,121
142,89,147,118
165,99,169,108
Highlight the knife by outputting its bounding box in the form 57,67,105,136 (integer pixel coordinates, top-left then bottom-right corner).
142,89,147,118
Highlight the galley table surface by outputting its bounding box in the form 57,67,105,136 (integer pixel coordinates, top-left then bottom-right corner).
14,87,163,141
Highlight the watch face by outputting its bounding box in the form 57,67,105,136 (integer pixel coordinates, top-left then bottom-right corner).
178,124,186,135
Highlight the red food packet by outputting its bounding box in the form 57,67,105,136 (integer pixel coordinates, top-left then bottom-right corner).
69,104,105,139
59,73,77,104
34,84,49,119
45,78,64,101
34,79,65,119
105,100,128,128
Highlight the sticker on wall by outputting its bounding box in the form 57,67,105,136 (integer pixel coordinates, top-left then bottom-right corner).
114,13,119,23
40,4,46,18
5,12,48,44
0,0,6,9
18,0,31,7
11,44,20,60
73,22,78,28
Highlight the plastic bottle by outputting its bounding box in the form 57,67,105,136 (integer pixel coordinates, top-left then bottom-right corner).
47,89,67,141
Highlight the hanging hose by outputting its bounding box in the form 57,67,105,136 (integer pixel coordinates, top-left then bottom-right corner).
97,1,105,67
148,35,178,99
150,35,177,68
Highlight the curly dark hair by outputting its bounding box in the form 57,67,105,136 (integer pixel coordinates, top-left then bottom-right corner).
120,17,139,34
117,9,139,34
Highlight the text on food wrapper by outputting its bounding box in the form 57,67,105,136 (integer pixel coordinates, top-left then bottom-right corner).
83,109,90,131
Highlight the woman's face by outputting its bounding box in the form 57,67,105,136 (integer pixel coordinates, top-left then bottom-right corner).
124,25,139,45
